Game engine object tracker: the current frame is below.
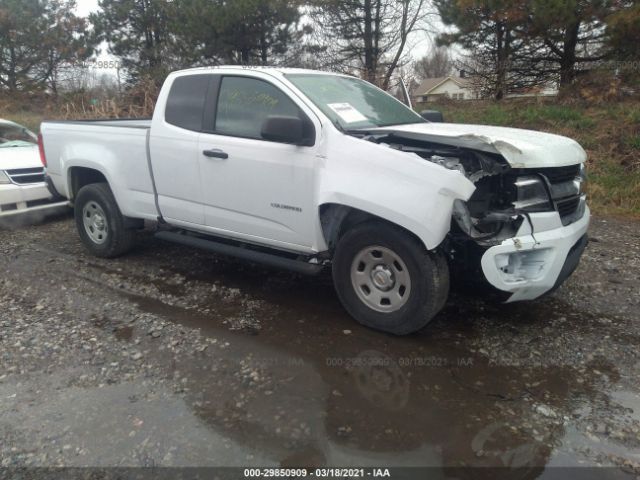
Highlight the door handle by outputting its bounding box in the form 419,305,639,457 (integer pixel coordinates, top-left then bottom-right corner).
203,148,228,159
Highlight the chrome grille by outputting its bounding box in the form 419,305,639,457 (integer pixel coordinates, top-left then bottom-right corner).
539,165,582,225
536,165,580,184
6,167,45,185
557,196,581,218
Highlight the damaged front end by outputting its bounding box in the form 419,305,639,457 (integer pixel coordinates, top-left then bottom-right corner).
446,161,587,247
361,131,588,294
363,133,524,244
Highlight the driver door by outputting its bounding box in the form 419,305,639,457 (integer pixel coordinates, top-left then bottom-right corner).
197,75,318,250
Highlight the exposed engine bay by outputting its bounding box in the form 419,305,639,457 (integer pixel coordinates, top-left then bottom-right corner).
361,132,534,246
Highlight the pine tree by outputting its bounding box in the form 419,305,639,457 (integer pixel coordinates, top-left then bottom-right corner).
0,0,94,92
90,0,177,86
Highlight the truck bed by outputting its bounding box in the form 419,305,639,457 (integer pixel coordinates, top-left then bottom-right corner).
41,118,157,221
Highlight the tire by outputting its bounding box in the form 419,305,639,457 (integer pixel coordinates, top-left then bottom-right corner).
332,221,449,335
74,182,136,258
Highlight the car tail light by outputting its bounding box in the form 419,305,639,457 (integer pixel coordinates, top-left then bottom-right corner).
37,133,47,167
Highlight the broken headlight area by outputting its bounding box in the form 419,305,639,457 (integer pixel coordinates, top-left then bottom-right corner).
452,199,523,245
451,163,586,246
511,176,552,211
449,170,533,246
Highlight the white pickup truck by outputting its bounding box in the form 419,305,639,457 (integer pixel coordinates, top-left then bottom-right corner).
41,67,589,334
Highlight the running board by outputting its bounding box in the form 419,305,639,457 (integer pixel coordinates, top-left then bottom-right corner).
155,231,324,275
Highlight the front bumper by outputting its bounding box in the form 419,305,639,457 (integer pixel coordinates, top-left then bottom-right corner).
0,182,69,218
480,201,590,302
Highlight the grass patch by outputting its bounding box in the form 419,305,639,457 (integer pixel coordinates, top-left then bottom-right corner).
627,109,640,124
588,162,640,216
627,135,640,150
444,103,596,131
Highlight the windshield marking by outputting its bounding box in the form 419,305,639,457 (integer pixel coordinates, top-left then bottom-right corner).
327,103,368,124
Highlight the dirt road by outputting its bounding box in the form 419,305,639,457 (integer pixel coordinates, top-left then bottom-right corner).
1,212,639,476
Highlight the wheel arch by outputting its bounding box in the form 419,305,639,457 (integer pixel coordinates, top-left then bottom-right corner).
319,203,433,253
67,166,108,200
68,167,143,229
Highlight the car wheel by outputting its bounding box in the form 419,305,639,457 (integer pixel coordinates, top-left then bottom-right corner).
332,221,449,335
74,182,136,258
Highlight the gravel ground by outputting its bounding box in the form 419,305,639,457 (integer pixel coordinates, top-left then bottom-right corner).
0,212,639,475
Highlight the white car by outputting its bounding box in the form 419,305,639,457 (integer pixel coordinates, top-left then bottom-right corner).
0,119,68,219
41,67,589,334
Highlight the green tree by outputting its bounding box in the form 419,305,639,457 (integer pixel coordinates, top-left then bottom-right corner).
605,1,640,61
0,0,94,92
435,0,530,99
526,0,612,86
90,0,177,86
436,0,617,93
93,0,307,84
172,0,306,66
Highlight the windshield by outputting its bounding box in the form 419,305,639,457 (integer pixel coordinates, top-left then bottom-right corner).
0,122,37,148
286,74,425,130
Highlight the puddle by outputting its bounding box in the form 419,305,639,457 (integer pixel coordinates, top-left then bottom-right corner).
610,390,640,423
65,243,630,471
118,288,632,471
0,376,273,466
5,234,638,472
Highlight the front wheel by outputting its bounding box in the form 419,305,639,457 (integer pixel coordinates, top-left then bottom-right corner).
332,221,449,335
74,183,136,258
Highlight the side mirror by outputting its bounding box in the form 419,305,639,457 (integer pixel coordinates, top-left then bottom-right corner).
261,115,308,145
420,110,444,122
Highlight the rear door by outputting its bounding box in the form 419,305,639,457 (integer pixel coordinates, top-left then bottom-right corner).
149,73,215,225
197,74,320,250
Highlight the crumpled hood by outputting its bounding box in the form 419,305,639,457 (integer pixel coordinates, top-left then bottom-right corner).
0,145,40,171
371,122,587,168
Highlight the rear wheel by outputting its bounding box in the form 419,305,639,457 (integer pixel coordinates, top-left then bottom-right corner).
74,183,136,258
332,221,449,335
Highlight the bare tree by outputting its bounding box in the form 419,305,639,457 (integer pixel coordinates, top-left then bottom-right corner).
414,46,453,79
310,0,432,89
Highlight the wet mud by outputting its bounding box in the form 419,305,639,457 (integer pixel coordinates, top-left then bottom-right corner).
1,213,639,476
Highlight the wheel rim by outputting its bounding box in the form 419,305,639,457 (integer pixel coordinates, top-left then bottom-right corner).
82,201,108,245
350,245,411,313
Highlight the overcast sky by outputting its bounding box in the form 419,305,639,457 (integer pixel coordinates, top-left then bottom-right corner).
76,0,100,17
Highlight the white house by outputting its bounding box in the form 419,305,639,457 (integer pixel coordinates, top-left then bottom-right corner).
413,74,559,103
413,76,475,103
